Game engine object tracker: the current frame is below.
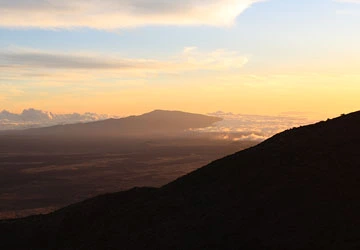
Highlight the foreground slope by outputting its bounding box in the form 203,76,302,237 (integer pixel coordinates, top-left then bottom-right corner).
1,111,360,249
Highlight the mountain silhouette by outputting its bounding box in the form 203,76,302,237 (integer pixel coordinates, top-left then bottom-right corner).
10,110,222,137
1,111,360,249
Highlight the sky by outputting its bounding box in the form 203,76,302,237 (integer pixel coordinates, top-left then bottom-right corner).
0,0,359,119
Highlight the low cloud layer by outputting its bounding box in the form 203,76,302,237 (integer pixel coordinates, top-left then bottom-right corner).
194,111,313,142
0,108,313,143
0,0,263,29
0,108,113,130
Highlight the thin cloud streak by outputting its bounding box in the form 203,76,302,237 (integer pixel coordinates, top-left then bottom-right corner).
0,0,263,29
0,50,158,70
0,47,248,80
335,0,360,3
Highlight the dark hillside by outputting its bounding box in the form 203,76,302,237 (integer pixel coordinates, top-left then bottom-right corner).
1,111,360,249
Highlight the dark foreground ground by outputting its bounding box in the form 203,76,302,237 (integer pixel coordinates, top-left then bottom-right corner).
0,111,360,250
0,134,255,219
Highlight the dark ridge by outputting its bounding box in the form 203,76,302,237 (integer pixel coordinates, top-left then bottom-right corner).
1,111,360,249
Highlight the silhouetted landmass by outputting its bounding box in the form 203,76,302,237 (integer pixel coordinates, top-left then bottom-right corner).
4,110,222,137
0,110,250,219
1,111,360,249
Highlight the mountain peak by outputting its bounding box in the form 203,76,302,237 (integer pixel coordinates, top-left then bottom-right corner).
15,110,222,137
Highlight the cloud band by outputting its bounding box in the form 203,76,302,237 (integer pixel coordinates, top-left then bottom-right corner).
0,0,262,29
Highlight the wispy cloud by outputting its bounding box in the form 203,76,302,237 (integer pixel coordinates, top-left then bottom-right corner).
0,47,248,81
335,0,360,15
336,9,360,15
0,0,263,29
0,84,25,101
0,49,160,70
335,0,360,3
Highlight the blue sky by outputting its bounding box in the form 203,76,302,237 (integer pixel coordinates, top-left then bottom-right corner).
0,0,360,118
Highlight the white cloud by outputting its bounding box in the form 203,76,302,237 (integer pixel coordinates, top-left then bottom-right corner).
197,111,313,141
179,47,248,71
233,133,267,141
0,108,114,130
183,47,198,54
0,0,263,29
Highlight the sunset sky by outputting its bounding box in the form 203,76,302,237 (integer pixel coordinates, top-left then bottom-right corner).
1,0,359,119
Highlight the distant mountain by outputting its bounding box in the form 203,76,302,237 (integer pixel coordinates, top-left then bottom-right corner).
1,111,360,249
6,110,222,137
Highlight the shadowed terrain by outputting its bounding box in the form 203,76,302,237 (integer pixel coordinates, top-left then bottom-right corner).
0,136,253,219
1,111,360,249
0,110,254,219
